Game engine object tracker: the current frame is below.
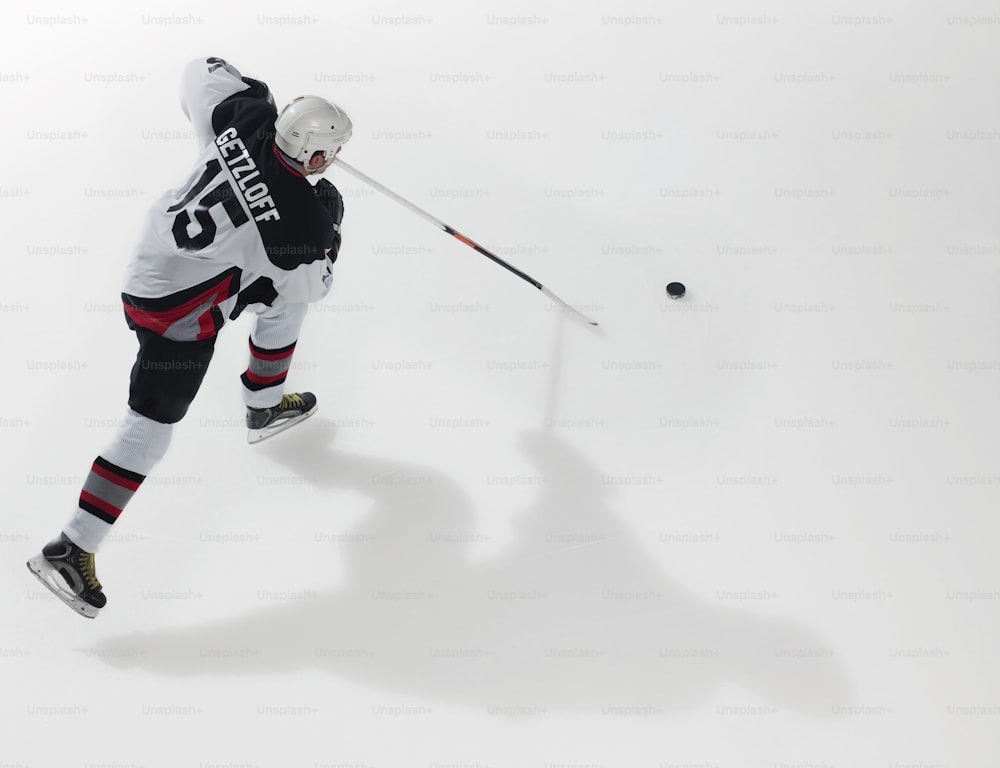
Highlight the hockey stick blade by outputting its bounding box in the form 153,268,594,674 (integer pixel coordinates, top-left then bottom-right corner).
540,286,598,326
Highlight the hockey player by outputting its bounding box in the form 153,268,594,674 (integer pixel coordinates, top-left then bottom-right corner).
26,56,352,618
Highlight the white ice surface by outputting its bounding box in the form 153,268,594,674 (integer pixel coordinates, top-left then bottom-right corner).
3,1,1000,766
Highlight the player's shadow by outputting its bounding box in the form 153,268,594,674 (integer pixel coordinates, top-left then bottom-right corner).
92,424,850,716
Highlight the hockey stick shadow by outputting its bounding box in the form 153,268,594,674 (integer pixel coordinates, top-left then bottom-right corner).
89,422,851,717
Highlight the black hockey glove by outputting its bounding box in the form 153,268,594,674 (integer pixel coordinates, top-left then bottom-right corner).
313,178,344,263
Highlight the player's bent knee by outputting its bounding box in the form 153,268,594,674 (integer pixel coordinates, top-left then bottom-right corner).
101,408,174,475
127,394,195,425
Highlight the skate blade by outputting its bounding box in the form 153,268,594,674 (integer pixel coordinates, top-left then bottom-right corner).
26,555,100,619
247,404,318,444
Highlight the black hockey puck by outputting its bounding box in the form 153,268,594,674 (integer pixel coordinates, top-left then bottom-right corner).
666,282,686,299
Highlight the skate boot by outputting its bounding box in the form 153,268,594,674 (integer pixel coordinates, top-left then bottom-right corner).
26,533,107,619
246,392,318,444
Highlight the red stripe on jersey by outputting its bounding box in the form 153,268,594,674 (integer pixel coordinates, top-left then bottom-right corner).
243,369,287,386
249,341,296,361
91,461,142,492
123,272,239,341
79,491,123,521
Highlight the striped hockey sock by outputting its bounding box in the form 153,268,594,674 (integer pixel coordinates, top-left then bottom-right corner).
241,339,296,406
62,408,171,553
78,456,145,526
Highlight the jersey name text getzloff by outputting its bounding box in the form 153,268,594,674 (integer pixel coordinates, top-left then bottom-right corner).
215,126,281,223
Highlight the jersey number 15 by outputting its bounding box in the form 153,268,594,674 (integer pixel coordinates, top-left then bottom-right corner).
168,159,249,251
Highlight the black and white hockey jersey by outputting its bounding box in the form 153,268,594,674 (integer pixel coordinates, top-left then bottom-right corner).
122,57,338,342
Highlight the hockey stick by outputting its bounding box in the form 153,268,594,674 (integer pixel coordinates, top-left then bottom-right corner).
332,157,598,326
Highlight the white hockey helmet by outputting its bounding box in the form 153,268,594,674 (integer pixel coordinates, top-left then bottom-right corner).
274,96,353,163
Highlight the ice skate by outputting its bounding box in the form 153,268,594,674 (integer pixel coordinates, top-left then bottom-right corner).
26,533,107,619
246,392,318,443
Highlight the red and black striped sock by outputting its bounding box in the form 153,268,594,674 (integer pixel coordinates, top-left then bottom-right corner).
78,456,145,525
241,338,296,395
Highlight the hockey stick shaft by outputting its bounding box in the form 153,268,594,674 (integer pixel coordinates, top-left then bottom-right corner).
333,157,598,326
